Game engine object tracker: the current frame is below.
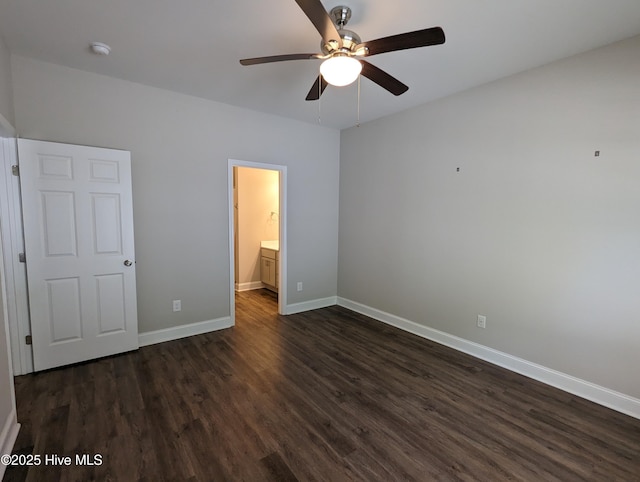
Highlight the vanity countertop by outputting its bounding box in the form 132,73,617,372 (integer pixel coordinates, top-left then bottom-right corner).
260,240,279,251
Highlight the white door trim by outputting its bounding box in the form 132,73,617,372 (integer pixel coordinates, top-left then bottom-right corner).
0,122,22,461
0,182,21,480
228,159,287,323
0,132,33,375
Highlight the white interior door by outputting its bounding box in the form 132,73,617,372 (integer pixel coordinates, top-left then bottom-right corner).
18,139,138,371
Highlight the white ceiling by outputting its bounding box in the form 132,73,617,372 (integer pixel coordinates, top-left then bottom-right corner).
2,0,640,129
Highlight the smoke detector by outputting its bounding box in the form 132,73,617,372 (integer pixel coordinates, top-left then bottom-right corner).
90,42,111,56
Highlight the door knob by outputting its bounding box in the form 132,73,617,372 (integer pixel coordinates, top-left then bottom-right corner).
124,260,133,267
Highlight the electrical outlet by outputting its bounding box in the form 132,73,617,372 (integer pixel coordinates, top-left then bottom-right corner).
477,314,486,329
297,282,303,292
173,300,181,312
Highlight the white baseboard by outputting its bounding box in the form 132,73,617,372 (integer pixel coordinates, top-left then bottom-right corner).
138,317,233,347
0,409,20,478
235,281,264,292
286,296,338,315
337,297,640,420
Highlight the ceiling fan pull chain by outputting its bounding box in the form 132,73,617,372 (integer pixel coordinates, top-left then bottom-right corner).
357,75,361,127
318,74,322,124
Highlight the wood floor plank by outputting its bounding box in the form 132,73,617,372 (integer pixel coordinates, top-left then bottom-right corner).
260,452,299,482
5,289,640,481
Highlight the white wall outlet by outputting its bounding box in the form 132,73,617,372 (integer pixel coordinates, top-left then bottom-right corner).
173,300,181,312
297,282,303,292
477,314,486,329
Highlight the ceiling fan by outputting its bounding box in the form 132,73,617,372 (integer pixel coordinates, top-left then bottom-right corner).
240,0,445,101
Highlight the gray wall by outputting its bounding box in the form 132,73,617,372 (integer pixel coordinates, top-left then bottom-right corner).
0,36,14,125
339,35,640,399
11,56,340,334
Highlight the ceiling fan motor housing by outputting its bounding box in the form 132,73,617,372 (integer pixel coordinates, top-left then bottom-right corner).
320,5,361,55
321,28,361,55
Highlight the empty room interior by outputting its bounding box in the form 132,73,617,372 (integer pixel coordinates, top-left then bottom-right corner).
0,0,639,480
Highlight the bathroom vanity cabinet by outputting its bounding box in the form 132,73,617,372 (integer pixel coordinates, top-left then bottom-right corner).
260,242,279,292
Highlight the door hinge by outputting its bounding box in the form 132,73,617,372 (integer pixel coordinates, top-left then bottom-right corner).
11,165,19,176
25,335,32,345
18,252,26,263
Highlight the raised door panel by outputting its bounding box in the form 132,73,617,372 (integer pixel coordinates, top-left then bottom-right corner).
40,191,78,257
95,274,127,335
91,193,122,255
45,277,83,343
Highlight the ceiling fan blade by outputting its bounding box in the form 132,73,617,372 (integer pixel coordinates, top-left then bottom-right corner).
305,75,329,101
358,27,445,57
360,60,408,96
294,0,342,47
240,53,321,66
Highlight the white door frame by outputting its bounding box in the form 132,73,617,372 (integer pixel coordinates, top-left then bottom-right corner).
0,123,21,479
0,126,33,375
228,159,287,322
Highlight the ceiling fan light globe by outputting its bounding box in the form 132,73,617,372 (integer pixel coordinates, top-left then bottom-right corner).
320,56,362,87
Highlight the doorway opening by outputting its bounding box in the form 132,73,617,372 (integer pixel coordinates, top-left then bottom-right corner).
228,160,287,323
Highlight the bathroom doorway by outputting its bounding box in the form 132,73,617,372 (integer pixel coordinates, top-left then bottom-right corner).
228,159,287,323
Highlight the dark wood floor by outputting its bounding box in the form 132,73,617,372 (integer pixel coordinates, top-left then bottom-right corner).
5,289,640,481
